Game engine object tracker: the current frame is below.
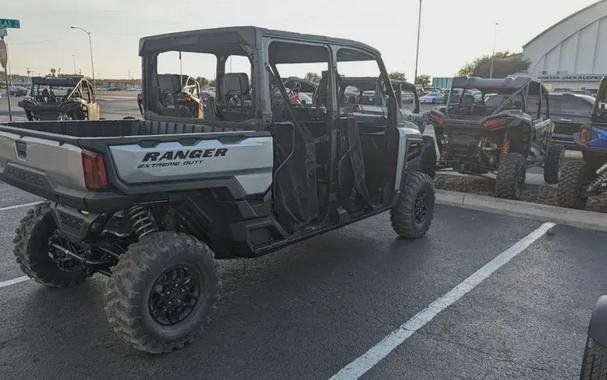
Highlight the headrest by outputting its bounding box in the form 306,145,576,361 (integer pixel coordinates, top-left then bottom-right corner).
223,73,249,95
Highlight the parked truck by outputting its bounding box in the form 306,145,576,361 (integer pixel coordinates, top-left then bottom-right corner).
0,27,435,353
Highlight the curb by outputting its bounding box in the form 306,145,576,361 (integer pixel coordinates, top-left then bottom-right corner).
435,189,607,232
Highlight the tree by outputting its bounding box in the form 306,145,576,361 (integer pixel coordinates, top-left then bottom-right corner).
305,72,321,83
196,76,210,88
458,51,530,78
388,71,406,81
415,75,431,87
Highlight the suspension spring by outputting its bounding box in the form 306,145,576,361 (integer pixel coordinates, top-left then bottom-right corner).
128,205,158,239
587,171,607,194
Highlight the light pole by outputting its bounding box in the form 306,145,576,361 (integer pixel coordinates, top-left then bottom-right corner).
72,55,77,75
489,22,499,79
413,0,423,85
70,26,95,93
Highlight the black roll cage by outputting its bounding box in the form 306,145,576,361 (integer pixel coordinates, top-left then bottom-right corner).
446,78,550,119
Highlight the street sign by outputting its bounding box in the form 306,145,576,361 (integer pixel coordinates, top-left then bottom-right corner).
0,19,20,29
0,40,6,69
0,28,6,38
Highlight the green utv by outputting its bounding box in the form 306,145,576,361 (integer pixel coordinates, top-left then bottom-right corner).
0,27,435,353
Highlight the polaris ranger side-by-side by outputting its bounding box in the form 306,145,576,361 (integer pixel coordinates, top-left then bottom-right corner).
0,27,435,353
429,77,565,199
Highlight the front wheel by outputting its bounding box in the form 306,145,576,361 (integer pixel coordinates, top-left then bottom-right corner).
104,231,220,354
391,171,435,239
543,144,565,184
496,153,527,200
580,336,607,379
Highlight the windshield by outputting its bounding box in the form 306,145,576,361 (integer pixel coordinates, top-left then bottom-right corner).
145,41,256,123
447,87,522,117
595,80,607,122
32,85,74,103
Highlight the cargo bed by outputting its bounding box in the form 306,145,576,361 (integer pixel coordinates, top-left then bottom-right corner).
0,120,273,212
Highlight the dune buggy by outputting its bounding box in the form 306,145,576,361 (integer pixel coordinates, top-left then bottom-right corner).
0,27,434,353
558,77,607,209
429,76,564,199
18,76,99,121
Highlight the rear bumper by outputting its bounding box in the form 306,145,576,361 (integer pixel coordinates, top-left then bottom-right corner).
552,133,578,150
0,163,137,212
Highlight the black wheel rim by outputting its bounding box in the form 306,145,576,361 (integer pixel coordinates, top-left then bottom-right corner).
149,264,202,326
414,191,428,224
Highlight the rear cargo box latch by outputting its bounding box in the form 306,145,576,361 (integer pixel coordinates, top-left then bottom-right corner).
15,141,27,160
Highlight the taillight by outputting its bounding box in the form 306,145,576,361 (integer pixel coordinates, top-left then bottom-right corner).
430,114,445,125
482,117,507,129
82,150,108,191
579,128,592,145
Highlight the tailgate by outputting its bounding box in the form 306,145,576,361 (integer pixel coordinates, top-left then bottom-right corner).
0,129,87,199
108,135,274,195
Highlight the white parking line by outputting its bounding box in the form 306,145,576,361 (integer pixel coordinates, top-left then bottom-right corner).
0,201,42,212
330,222,556,380
0,276,29,289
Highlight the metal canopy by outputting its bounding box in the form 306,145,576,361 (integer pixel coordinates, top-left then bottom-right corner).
31,76,83,87
139,26,380,56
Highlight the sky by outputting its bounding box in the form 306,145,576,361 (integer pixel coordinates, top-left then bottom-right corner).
2,0,600,80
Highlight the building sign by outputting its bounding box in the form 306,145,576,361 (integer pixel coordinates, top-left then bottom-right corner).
538,73,606,81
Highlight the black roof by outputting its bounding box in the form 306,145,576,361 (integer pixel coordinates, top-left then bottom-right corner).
31,77,83,87
139,26,380,56
391,79,416,91
451,76,537,90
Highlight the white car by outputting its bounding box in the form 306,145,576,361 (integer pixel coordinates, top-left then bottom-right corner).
419,92,444,104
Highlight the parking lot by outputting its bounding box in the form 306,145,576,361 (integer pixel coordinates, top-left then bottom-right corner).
0,92,604,379
0,185,603,379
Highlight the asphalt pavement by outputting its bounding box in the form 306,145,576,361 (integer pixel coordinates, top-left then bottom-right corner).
0,182,604,379
0,90,605,379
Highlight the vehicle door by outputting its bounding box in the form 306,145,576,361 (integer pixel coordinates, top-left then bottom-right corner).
265,40,332,229
334,47,399,210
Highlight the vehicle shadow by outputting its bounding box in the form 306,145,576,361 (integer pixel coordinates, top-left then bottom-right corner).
1,209,535,379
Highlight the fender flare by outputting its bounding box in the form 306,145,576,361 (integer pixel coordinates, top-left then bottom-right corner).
588,295,607,347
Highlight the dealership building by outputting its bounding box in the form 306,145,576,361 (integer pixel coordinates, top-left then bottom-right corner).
523,0,607,93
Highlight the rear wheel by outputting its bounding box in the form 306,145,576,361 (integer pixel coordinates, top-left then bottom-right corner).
13,202,87,287
543,144,565,184
104,231,220,353
580,336,607,379
391,171,435,239
557,160,595,209
496,153,527,200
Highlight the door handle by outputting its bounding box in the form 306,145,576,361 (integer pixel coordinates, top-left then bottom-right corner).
15,141,27,160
